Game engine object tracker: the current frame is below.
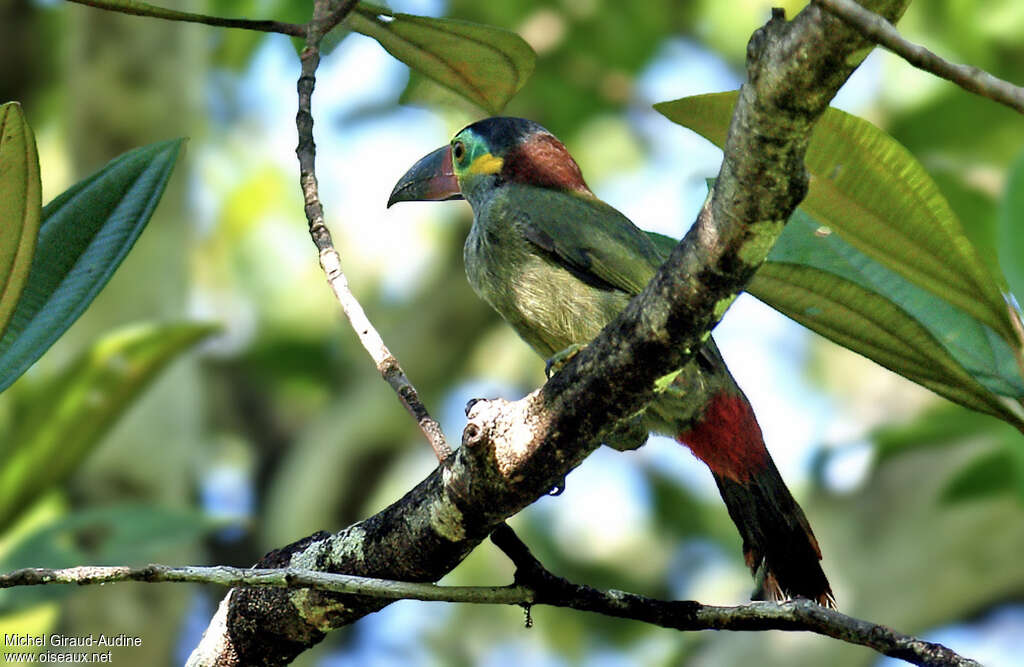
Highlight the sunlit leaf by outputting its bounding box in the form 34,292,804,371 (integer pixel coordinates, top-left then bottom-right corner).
652,92,1024,426
0,322,217,532
0,138,183,393
750,263,1024,429
654,92,1017,345
646,223,1024,427
767,212,1024,399
0,103,41,339
347,4,535,114
0,503,220,613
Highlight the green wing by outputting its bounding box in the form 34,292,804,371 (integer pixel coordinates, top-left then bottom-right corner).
645,231,680,260
499,184,668,296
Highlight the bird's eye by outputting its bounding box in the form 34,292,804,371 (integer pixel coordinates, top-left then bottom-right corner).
452,141,465,161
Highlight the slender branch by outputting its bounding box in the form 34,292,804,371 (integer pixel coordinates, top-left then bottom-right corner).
0,564,527,605
294,0,452,462
2,563,979,666
816,0,1024,114
321,0,360,35
489,526,976,667
65,0,306,36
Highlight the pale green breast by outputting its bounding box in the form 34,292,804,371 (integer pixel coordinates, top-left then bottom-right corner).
463,192,630,358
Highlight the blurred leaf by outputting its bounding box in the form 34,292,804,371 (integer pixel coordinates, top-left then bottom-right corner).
347,4,535,114
0,322,217,532
888,89,1024,164
0,103,41,339
0,138,183,393
0,503,218,613
868,401,1024,505
431,1,692,138
871,403,1004,464
641,464,716,540
208,0,314,68
655,92,1017,345
940,449,1016,503
997,149,1024,303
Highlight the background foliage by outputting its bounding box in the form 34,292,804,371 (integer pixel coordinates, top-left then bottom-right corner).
1,0,1023,665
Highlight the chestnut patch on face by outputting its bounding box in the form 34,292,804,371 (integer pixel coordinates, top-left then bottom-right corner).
503,133,592,194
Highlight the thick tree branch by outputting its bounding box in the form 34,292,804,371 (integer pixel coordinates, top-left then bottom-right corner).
816,0,1024,114
2,562,979,666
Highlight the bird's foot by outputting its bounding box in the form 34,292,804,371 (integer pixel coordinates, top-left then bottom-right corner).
545,343,586,379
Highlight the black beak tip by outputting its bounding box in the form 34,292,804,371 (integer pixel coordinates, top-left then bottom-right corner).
386,182,411,208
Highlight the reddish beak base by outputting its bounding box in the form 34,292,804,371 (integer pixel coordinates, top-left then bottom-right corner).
387,145,463,207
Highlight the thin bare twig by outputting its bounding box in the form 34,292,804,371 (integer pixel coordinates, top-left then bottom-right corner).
65,0,306,36
294,0,452,462
0,564,527,604
489,526,976,667
2,562,980,667
816,0,1024,114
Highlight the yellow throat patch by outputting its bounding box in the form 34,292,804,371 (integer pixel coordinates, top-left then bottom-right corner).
468,152,504,176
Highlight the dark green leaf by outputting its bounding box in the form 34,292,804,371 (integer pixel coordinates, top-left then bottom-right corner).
641,465,715,540
871,403,1004,464
0,103,41,339
889,89,1024,164
0,138,183,393
347,4,535,115
940,449,1016,503
654,92,1018,346
0,322,217,532
0,504,220,613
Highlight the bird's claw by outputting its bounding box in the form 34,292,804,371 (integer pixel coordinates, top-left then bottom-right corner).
545,343,586,379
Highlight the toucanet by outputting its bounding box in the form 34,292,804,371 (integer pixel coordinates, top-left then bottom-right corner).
388,117,833,606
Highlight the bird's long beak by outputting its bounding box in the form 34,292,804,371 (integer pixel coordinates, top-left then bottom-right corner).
387,145,463,208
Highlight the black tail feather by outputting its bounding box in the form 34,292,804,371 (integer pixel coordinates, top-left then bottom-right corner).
713,461,834,607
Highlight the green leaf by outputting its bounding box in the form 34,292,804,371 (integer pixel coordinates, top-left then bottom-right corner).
648,219,1024,425
0,103,41,340
0,138,183,393
0,503,220,613
940,449,1016,503
347,4,535,115
653,92,1024,425
654,92,1018,347
768,212,1024,399
0,322,216,532
749,263,1024,429
871,403,1004,464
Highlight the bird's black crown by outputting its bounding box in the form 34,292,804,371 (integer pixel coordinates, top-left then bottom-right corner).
460,117,553,155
